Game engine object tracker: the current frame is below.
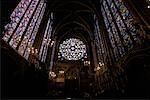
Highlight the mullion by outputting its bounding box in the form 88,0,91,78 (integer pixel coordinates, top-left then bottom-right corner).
101,4,121,59
112,0,136,47
22,0,44,56
94,17,105,62
105,0,127,53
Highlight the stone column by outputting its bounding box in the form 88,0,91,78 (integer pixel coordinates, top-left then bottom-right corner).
91,41,99,69
49,39,56,70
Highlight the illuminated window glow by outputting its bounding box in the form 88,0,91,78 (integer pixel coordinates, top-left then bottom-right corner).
101,0,141,60
18,0,44,56
59,38,87,60
9,0,40,49
39,13,53,62
3,0,32,42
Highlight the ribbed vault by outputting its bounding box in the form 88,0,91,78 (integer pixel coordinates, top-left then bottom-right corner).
46,0,101,41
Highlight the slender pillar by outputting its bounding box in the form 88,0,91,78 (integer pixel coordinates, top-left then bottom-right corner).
49,39,56,70
91,41,99,69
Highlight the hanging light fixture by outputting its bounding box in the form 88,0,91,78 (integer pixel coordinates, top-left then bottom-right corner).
28,47,38,55
59,70,64,74
49,71,56,78
51,40,55,47
95,62,105,71
96,66,101,71
84,60,90,66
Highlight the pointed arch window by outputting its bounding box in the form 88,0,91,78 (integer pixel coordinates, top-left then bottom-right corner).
23,1,46,59
2,0,46,60
9,0,40,49
3,0,32,42
93,14,106,64
18,0,45,56
39,13,53,62
113,0,141,42
101,0,141,60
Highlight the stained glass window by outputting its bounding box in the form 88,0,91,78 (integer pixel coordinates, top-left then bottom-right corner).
9,0,40,49
101,4,121,60
113,0,141,43
18,0,44,56
24,3,47,60
101,0,141,60
3,0,32,42
59,38,87,61
93,14,106,63
2,0,47,60
39,13,53,62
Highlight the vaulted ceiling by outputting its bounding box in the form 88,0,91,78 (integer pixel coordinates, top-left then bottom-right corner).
2,0,150,41
46,0,101,43
44,0,150,43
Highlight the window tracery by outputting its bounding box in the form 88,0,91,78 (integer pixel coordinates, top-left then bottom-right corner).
2,0,46,60
59,38,87,61
101,0,141,60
